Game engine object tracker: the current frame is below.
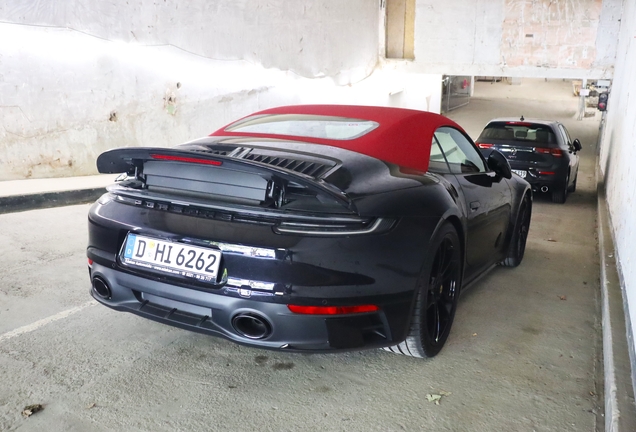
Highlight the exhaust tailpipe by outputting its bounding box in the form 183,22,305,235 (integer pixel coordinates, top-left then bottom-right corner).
232,313,272,339
92,277,112,299
540,186,549,193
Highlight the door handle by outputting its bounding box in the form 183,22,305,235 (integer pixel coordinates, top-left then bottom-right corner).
470,201,480,211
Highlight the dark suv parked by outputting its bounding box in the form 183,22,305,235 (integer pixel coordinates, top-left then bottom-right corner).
475,118,581,203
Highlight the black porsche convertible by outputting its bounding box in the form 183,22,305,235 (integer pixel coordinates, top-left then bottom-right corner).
87,105,532,358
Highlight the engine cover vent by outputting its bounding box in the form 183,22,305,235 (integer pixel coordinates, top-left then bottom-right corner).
243,153,330,177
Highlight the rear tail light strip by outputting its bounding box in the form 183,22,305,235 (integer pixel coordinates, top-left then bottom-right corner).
110,192,381,234
274,218,394,236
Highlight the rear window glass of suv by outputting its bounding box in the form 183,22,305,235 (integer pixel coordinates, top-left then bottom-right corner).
478,122,557,144
225,114,379,140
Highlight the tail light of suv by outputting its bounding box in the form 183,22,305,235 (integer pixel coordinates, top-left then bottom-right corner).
476,143,494,149
534,147,563,157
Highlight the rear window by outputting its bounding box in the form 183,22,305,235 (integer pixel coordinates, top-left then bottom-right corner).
478,122,557,144
225,114,379,140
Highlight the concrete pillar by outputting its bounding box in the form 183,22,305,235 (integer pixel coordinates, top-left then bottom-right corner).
577,78,588,120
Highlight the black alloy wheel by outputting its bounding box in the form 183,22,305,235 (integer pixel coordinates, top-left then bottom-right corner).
501,195,531,267
384,222,461,358
552,173,569,204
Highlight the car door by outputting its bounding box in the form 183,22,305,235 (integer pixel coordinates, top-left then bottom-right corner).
557,124,579,184
433,127,512,280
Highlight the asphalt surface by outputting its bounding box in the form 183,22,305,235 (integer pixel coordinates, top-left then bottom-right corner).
0,79,603,431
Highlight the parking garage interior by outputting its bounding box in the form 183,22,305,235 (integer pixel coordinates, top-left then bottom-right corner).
1,1,635,431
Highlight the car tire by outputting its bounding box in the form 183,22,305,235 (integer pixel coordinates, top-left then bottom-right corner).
551,174,569,204
500,195,531,268
383,222,461,358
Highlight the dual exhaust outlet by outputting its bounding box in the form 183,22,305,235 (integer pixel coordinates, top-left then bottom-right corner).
91,276,272,340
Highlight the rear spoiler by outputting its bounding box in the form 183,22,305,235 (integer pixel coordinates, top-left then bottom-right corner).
96,147,356,213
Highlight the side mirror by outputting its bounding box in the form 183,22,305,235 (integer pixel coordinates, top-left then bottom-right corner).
487,150,512,179
573,139,582,152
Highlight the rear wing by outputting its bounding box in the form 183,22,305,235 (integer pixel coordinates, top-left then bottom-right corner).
96,147,356,213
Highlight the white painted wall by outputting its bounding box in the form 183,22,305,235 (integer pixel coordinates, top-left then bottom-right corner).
0,1,442,180
407,0,622,79
1,0,378,84
598,0,636,369
5,0,621,181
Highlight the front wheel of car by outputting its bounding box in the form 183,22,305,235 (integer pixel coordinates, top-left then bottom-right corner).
383,223,461,358
551,174,569,204
500,196,531,267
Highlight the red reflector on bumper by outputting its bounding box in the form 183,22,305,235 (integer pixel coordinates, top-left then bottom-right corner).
477,143,494,149
150,154,222,166
537,171,555,175
287,304,379,315
88,258,93,266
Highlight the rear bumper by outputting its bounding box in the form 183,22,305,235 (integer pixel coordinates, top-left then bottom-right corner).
89,262,409,352
511,167,567,192
86,196,435,351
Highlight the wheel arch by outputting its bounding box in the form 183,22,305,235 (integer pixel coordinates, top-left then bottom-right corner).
444,214,465,275
427,213,466,289
504,187,532,248
387,216,464,357
404,213,465,310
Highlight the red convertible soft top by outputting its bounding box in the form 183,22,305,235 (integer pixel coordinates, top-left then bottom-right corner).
210,105,465,172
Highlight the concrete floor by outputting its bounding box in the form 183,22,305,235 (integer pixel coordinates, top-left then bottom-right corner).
0,79,603,431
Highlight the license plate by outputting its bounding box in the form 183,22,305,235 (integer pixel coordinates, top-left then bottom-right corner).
121,234,222,282
512,169,527,178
